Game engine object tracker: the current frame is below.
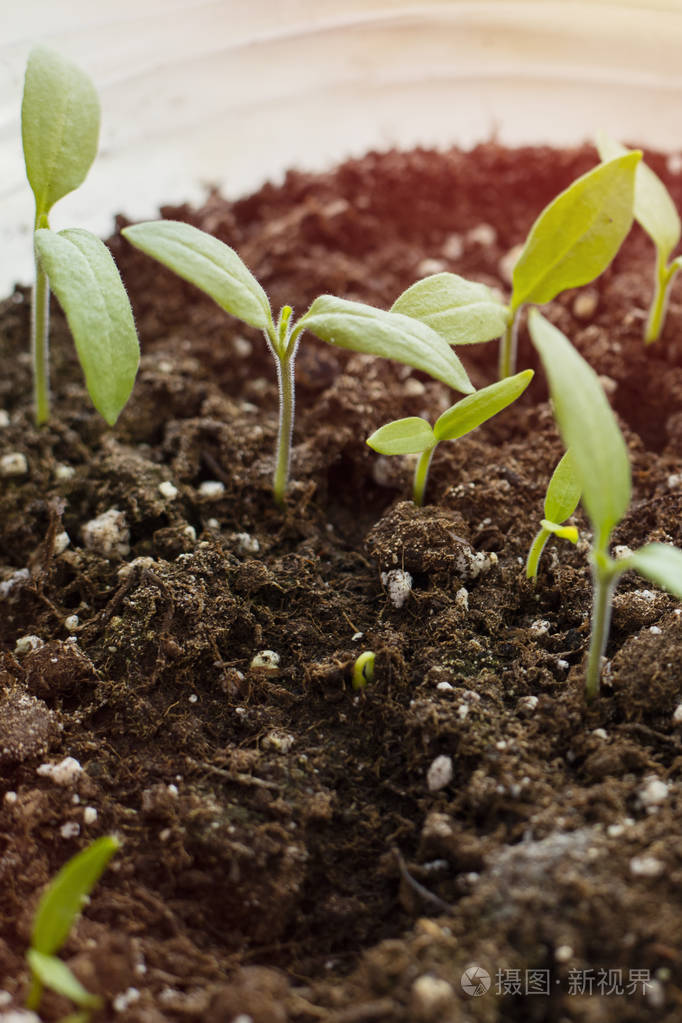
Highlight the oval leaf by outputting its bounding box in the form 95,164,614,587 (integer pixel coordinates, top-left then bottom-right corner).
391,272,508,345
366,417,435,456
528,309,631,546
597,134,681,259
298,295,473,394
35,229,140,425
433,368,533,442
22,47,100,219
31,836,119,956
544,449,581,524
511,152,640,313
27,951,101,1010
624,542,682,598
122,220,272,332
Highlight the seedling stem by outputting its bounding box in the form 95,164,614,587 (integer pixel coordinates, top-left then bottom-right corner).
413,447,435,507
498,311,519,380
645,248,673,344
32,247,50,425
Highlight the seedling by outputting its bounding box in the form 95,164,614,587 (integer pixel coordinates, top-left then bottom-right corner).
529,309,682,699
22,46,139,425
498,152,641,378
367,369,533,505
597,134,682,344
352,651,375,690
26,835,119,1015
121,220,473,505
525,449,581,580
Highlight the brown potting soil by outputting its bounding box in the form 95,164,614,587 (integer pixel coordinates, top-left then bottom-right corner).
1,142,682,1022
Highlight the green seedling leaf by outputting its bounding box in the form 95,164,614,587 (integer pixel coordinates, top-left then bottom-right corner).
433,369,533,442
391,272,508,345
597,134,681,259
528,310,630,547
31,836,119,956
34,229,140,425
540,519,579,543
298,295,474,393
621,542,682,598
511,152,640,314
121,220,273,332
367,417,435,456
22,47,100,220
27,951,101,1010
544,449,581,524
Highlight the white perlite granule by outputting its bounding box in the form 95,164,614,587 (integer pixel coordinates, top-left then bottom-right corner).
82,508,130,558
0,452,28,477
37,757,82,786
381,569,413,609
427,755,453,792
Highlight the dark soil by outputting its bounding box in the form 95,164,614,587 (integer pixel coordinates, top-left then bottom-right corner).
2,142,682,1022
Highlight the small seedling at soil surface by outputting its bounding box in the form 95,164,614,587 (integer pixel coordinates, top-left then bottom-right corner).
121,220,473,505
529,309,682,699
597,134,682,344
352,650,375,690
499,151,641,378
367,369,532,505
526,449,581,579
22,47,139,425
26,835,119,1015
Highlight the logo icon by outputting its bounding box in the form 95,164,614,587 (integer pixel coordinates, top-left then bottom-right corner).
461,964,491,997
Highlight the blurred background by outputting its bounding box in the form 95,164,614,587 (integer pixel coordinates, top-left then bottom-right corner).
2,0,682,296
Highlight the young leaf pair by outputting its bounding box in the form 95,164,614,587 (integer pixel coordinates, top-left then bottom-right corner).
597,134,682,344
26,836,118,1017
22,47,139,426
121,221,475,506
529,310,682,699
525,449,581,580
367,369,533,505
386,156,642,380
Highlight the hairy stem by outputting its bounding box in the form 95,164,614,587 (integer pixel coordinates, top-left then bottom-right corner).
525,526,550,580
32,254,50,425
272,348,296,507
413,446,436,506
498,310,519,380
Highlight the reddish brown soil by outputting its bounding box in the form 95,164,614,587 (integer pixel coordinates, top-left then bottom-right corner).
2,142,682,1022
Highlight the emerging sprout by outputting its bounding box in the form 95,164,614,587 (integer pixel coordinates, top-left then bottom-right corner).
367,370,533,505
121,220,473,505
26,835,119,1015
597,134,682,344
21,47,139,425
529,309,682,699
352,651,375,690
526,450,581,580
499,152,641,378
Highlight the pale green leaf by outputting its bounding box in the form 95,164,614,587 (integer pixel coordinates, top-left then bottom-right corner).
27,951,101,1009
122,220,273,332
528,310,631,547
34,229,140,425
596,134,680,259
31,836,119,956
366,417,435,455
544,449,581,524
22,47,100,219
540,519,579,543
624,542,682,598
298,295,473,393
433,368,532,442
391,272,508,345
511,152,640,313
